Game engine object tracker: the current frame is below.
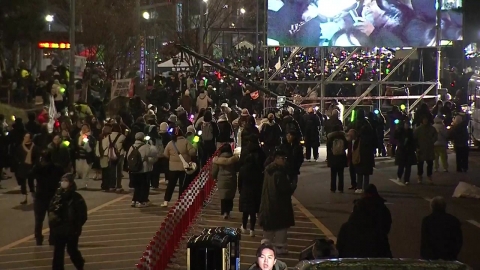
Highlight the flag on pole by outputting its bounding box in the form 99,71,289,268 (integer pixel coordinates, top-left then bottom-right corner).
274,57,281,71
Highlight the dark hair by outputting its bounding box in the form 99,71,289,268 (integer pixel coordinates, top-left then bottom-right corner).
273,149,287,158
203,111,213,122
171,127,184,142
111,124,121,133
255,243,276,259
219,143,233,155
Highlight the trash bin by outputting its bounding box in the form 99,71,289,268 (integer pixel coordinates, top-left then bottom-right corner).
187,228,241,270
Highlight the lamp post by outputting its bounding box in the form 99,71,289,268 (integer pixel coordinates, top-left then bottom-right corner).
45,15,54,31
68,0,76,105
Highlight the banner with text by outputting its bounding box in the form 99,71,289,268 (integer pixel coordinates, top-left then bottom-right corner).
111,79,133,100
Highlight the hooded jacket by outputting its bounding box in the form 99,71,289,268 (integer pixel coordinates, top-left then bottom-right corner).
196,92,211,111
259,118,282,146
212,152,239,200
217,115,234,143
258,162,295,231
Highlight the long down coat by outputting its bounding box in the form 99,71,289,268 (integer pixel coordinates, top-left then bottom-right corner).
212,152,239,200
238,150,265,214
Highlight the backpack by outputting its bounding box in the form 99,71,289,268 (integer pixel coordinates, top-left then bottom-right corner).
201,121,214,141
332,138,345,156
127,145,144,172
107,134,121,161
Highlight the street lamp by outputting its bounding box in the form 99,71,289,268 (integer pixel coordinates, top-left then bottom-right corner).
45,15,54,22
142,11,150,20
240,8,246,14
203,0,208,2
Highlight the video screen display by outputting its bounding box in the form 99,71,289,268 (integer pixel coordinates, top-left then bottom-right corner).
267,0,463,47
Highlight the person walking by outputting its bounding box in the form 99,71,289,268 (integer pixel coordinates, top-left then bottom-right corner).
33,151,64,245
259,150,295,255
126,132,158,208
421,196,462,261
414,116,437,184
14,132,39,204
238,143,266,236
162,128,196,207
48,173,87,270
212,143,239,219
326,125,348,193
394,120,417,185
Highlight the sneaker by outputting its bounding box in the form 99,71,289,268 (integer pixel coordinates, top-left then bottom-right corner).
240,226,247,234
404,181,409,186
136,202,148,208
161,201,168,207
146,200,153,206
116,188,124,193
354,189,364,194
276,247,289,255
131,201,136,207
223,213,229,219
396,178,401,182
249,230,255,237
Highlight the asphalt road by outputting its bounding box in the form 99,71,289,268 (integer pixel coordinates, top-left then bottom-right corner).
295,148,480,269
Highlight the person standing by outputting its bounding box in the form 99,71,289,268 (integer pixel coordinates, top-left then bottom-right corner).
74,124,96,189
126,132,158,208
326,125,348,193
414,116,437,184
259,150,295,255
303,107,321,161
162,128,196,207
48,173,87,270
421,196,462,261
394,120,417,185
212,144,239,219
352,109,375,193
449,115,469,172
14,132,39,204
432,116,449,172
346,129,357,190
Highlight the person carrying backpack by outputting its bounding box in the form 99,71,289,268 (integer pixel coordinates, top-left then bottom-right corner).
326,125,348,193
126,132,158,208
96,124,125,192
199,111,219,165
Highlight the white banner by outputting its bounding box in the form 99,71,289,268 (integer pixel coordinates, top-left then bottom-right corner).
74,56,87,79
111,79,132,100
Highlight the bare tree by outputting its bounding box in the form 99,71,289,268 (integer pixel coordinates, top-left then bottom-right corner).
159,0,254,66
50,0,137,78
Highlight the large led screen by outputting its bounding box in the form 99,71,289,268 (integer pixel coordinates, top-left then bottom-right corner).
267,0,463,47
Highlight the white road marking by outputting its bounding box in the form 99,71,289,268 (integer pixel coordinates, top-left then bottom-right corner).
389,178,405,186
467,220,480,229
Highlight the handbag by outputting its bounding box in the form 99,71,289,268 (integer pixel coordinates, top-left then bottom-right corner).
172,141,197,175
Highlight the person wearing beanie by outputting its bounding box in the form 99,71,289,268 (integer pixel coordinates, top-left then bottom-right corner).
126,132,158,207
49,173,87,269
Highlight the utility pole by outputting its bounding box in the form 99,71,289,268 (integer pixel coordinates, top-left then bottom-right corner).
68,0,76,105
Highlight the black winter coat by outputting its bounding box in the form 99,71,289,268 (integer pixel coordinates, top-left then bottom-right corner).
33,162,64,201
238,149,266,214
49,188,87,238
217,120,234,143
337,196,392,258
326,131,348,168
303,113,321,144
394,128,417,166
421,211,462,261
353,119,375,175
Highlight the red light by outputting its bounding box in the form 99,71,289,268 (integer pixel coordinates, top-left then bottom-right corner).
54,120,60,128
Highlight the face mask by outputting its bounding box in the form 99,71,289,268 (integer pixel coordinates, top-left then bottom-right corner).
60,182,70,189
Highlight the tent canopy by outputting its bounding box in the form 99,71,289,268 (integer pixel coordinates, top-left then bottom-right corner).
235,40,254,50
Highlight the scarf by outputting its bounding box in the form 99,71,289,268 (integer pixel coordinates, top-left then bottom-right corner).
23,142,34,165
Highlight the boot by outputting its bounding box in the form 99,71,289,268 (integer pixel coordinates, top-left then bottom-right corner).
20,195,27,205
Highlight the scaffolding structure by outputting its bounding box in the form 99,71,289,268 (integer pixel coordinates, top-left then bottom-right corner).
261,1,444,123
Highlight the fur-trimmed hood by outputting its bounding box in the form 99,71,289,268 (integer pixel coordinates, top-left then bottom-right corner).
213,152,239,165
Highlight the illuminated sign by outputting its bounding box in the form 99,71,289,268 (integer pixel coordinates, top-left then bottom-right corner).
38,42,71,49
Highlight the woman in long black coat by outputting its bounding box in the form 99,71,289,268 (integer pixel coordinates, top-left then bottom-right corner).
394,120,417,184
238,143,266,236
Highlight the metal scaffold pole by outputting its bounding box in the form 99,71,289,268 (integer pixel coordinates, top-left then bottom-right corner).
68,0,76,105
436,0,443,99
320,47,325,113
